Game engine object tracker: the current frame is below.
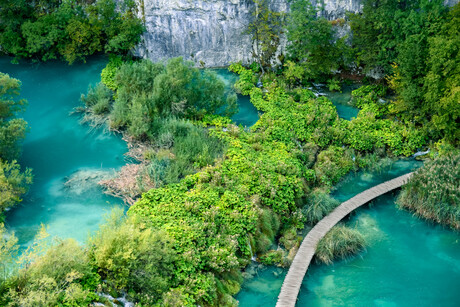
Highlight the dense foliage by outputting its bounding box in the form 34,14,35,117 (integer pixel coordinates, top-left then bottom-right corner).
0,0,144,63
80,57,236,204
121,61,420,304
350,1,459,144
129,123,305,304
397,153,460,230
88,209,177,305
3,236,100,306
0,73,32,213
83,57,238,140
287,0,350,80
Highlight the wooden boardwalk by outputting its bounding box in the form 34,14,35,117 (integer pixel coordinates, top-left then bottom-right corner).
276,172,414,307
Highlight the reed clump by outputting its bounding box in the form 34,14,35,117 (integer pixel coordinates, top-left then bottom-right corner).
397,153,460,230
315,225,366,265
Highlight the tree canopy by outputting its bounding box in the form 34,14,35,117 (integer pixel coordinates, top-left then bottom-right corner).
0,72,32,213
0,0,144,63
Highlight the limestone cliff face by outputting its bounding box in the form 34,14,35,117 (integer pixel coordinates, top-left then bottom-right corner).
134,0,362,67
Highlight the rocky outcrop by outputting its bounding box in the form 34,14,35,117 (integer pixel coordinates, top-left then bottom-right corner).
134,0,460,67
134,0,362,67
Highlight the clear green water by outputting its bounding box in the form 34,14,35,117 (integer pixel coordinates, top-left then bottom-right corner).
321,84,360,121
1,56,127,247
237,160,460,307
213,69,259,127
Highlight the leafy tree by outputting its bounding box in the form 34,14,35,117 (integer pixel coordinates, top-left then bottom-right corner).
0,223,18,284
0,160,33,212
422,4,460,143
3,236,99,306
84,58,238,140
384,2,458,143
0,73,32,213
287,0,347,80
0,0,144,63
247,0,285,72
0,73,28,160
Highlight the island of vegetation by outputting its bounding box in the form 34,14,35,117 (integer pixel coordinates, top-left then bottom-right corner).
0,0,458,306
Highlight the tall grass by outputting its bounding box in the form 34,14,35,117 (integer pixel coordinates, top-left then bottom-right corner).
303,189,340,225
315,224,366,265
397,153,460,230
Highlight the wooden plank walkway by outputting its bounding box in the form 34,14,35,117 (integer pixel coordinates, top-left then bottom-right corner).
276,172,414,307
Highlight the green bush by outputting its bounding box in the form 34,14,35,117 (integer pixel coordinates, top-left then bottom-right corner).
100,55,123,91
0,223,18,284
0,73,32,213
259,250,285,266
84,58,239,141
3,238,99,306
89,208,177,305
303,189,340,225
81,83,112,115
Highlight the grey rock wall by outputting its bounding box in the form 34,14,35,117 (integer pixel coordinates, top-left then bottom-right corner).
133,0,361,67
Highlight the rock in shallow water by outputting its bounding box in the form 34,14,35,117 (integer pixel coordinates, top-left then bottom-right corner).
64,168,116,195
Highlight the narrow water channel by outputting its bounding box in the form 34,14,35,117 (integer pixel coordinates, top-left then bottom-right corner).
316,84,360,121
213,68,259,127
236,159,460,306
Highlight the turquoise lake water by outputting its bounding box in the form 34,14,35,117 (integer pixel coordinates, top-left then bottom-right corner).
1,56,127,247
320,84,360,121
213,68,259,127
236,160,460,306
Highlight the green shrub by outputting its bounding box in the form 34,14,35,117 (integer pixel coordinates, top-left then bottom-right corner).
89,208,177,305
81,83,112,115
101,55,123,91
0,73,28,161
279,227,297,249
0,223,18,284
3,238,99,306
86,58,238,140
0,160,33,212
259,250,285,266
314,146,354,186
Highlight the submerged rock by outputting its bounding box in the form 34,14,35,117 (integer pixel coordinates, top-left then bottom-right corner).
64,169,116,195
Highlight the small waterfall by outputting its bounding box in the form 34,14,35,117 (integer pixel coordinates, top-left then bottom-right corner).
412,149,430,158
248,237,257,261
96,293,135,307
